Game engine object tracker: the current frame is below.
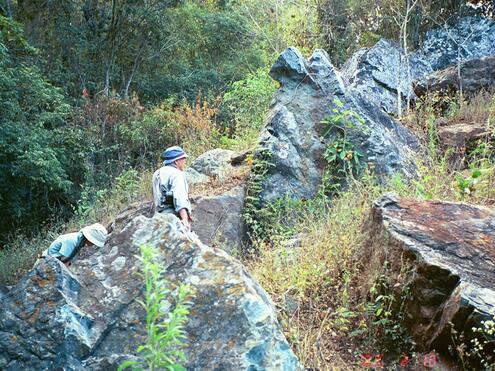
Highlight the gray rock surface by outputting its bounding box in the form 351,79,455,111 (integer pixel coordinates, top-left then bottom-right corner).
367,194,495,364
421,17,495,71
256,47,419,204
343,17,495,114
192,186,246,254
186,148,236,184
415,55,495,97
183,148,250,254
0,213,300,370
184,167,210,186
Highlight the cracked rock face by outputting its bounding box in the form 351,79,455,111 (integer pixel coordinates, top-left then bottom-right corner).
367,194,495,362
256,47,419,205
0,213,300,370
414,55,495,97
343,17,495,114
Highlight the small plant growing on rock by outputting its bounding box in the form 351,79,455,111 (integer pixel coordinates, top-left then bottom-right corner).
119,245,194,371
450,316,495,370
322,98,366,191
243,150,276,245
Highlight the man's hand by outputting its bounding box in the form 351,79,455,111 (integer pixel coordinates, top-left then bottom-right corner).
178,208,192,230
58,256,72,267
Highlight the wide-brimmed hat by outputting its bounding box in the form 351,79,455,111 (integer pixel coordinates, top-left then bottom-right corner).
163,146,187,165
81,223,108,248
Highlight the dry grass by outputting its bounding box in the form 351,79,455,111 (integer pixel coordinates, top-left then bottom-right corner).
247,177,383,368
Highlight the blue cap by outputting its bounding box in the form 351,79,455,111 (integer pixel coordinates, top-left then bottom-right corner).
162,146,187,165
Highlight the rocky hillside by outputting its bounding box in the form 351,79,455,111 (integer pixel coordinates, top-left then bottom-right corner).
1,16,495,370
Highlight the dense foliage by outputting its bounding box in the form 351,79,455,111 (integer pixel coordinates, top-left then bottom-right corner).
11,0,265,102
0,17,85,236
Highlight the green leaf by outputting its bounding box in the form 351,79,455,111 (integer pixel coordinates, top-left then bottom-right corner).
471,169,482,178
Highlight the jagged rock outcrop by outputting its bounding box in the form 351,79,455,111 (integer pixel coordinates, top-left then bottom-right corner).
343,17,495,114
367,194,495,363
0,213,300,370
341,39,431,114
256,47,419,204
414,55,495,97
421,17,495,72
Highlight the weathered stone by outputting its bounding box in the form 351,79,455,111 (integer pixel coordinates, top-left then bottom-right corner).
342,39,431,114
184,167,210,186
188,148,236,181
257,47,419,204
343,17,495,114
421,17,495,72
415,56,495,97
106,201,154,234
438,122,490,150
0,213,300,370
191,186,246,254
367,194,495,364
230,149,252,166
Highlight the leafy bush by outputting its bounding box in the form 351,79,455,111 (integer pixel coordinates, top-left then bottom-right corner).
172,96,222,158
220,68,277,150
322,99,367,192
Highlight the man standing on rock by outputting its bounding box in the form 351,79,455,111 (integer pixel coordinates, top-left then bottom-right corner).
152,146,193,230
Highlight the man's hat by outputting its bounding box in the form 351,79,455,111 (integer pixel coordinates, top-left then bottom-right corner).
163,146,187,165
81,223,108,248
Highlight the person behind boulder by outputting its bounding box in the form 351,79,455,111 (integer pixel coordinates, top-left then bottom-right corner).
152,145,192,229
46,223,108,266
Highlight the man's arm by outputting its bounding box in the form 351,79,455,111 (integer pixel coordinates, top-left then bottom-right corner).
171,172,192,220
151,170,161,211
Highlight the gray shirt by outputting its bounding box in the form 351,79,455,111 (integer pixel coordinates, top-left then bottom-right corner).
152,165,191,215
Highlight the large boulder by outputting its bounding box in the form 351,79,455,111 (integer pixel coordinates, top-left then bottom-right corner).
343,17,495,114
185,148,237,185
0,213,300,370
256,47,419,204
192,186,247,254
185,148,250,253
367,194,495,364
414,55,495,97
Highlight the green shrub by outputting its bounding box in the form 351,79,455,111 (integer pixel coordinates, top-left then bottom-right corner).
0,16,85,238
322,99,367,192
220,68,277,150
119,245,194,371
